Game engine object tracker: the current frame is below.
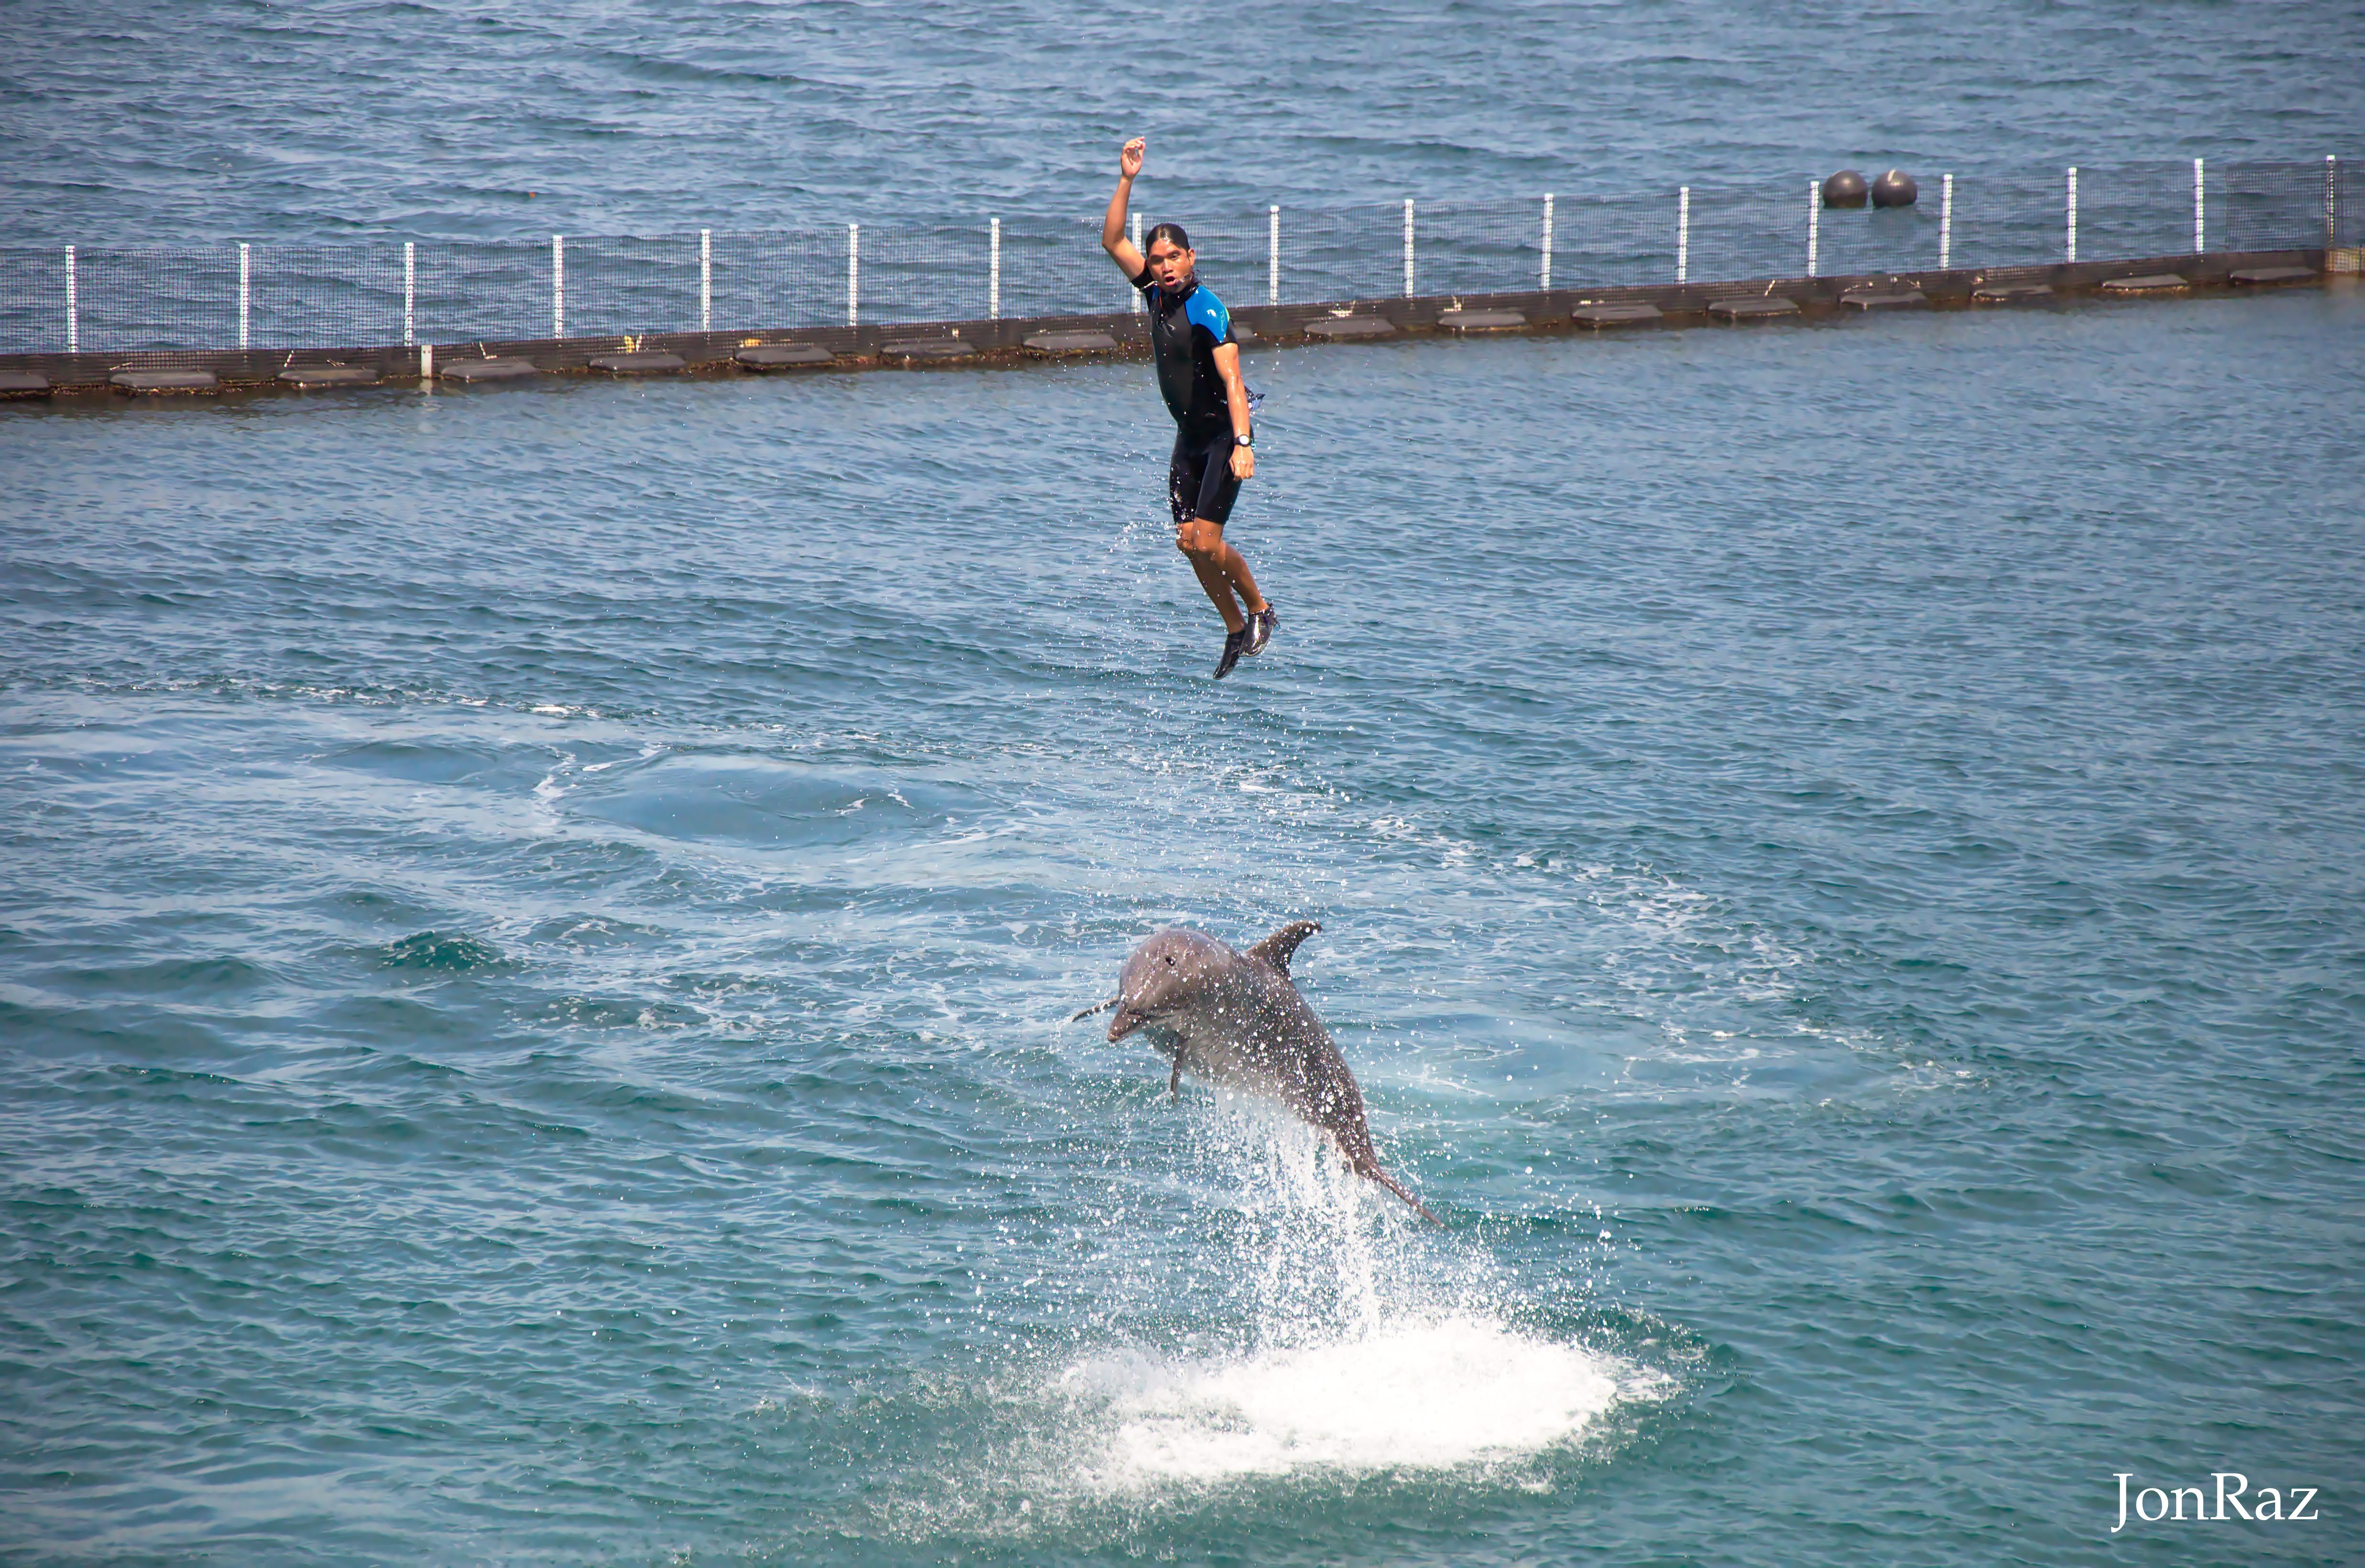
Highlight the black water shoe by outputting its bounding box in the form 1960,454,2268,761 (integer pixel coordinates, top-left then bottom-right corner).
1245,605,1278,656
1213,625,1248,680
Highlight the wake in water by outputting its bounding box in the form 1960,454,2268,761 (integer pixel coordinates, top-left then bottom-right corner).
914,1099,1658,1528
1061,1314,1623,1485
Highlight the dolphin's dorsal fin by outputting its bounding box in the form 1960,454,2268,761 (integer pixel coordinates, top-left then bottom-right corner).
1248,920,1322,976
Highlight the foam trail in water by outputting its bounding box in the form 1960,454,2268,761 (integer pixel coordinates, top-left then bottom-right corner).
1064,1315,1620,1483
1040,1098,1627,1491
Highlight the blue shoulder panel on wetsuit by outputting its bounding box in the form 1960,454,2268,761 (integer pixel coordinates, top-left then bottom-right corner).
1184,286,1231,343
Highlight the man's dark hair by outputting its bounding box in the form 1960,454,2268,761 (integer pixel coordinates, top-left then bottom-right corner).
1145,221,1192,252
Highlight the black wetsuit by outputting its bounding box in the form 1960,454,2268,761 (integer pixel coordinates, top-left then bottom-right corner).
1132,267,1244,526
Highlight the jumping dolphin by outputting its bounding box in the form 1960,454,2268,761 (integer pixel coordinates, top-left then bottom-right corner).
1073,921,1440,1224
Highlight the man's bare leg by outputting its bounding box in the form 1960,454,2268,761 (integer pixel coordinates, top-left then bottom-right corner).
1215,536,1268,618
1185,550,1246,632
1177,517,1267,632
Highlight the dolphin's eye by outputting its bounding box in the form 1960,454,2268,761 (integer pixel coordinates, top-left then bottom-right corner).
1165,955,1174,965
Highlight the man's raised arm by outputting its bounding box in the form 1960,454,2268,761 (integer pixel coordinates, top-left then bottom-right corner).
1102,137,1147,277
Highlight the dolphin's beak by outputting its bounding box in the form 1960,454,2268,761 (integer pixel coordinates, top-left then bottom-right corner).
1108,1008,1146,1042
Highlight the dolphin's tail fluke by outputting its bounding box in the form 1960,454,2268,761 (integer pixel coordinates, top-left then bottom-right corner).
1069,997,1119,1023
1349,1149,1442,1226
1372,1169,1444,1227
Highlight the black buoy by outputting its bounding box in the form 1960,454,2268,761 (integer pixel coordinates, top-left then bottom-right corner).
1822,169,1868,208
1871,169,1918,208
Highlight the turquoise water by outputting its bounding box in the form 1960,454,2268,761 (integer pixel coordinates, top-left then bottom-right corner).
10,0,2365,241
6,289,2362,1563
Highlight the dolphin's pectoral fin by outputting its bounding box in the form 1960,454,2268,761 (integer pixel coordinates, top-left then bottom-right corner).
1069,997,1119,1023
1248,920,1322,976
1169,1056,1183,1100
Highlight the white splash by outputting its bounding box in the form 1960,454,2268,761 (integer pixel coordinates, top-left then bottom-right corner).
1061,1315,1620,1484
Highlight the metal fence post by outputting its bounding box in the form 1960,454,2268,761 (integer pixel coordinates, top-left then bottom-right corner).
1129,212,1142,313
29,157,2357,367
1402,198,1415,297
1940,174,1954,271
1268,205,1280,305
420,342,433,382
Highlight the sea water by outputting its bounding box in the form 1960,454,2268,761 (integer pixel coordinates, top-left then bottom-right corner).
6,289,2361,1565
7,0,2364,241
7,3,2365,1563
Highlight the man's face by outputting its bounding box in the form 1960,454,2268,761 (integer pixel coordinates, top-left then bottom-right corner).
1146,238,1194,288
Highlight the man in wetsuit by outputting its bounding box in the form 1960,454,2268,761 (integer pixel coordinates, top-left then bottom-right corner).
1102,136,1276,679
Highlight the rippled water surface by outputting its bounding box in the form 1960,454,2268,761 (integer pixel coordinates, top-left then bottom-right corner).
8,0,2365,241
6,286,2363,1564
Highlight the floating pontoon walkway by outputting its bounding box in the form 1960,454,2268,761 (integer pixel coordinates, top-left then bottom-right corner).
0,248,2341,402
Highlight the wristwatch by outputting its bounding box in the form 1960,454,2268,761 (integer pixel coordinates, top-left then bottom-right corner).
1234,433,1254,448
